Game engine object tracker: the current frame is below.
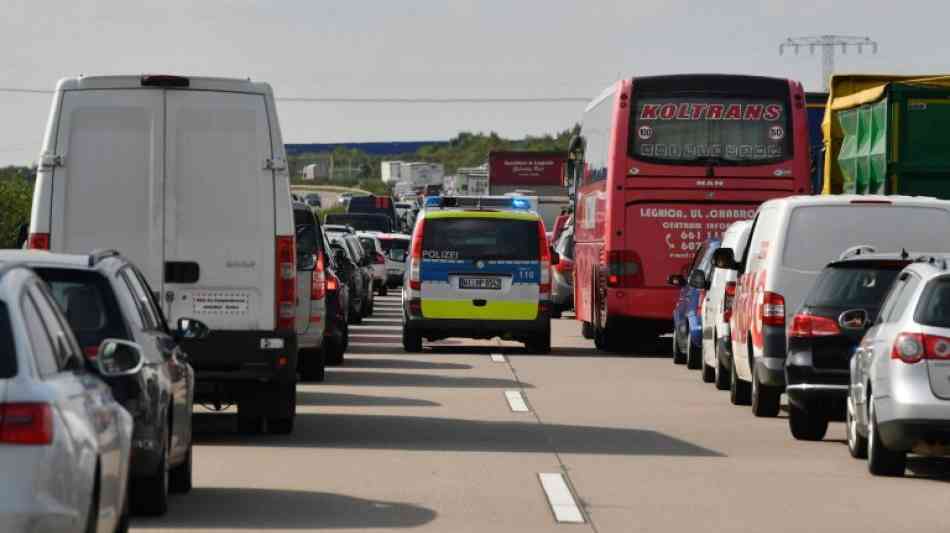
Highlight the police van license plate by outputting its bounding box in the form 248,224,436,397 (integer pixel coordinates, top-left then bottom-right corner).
459,277,502,290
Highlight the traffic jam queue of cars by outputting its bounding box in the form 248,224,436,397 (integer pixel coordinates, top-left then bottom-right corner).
669,195,950,476
0,74,404,531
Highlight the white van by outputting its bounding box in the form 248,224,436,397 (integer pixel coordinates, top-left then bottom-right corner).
715,195,950,418
700,219,751,389
28,75,298,434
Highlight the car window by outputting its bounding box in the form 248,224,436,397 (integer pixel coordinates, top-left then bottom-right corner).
806,265,904,309
22,292,60,377
33,285,84,364
125,267,168,332
687,244,707,275
0,301,17,378
880,273,920,323
120,268,158,330
914,276,950,328
358,237,376,256
36,267,132,353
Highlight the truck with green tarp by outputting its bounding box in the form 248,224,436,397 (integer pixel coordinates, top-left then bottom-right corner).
822,74,950,197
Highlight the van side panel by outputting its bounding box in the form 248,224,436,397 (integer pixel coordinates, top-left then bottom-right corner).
50,90,165,286
163,91,276,330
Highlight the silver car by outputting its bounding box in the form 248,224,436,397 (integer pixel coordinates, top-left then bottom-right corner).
0,264,135,532
848,258,950,476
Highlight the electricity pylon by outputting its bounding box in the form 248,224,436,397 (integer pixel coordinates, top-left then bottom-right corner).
780,35,879,91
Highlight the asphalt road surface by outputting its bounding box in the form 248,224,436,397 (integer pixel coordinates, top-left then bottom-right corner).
132,295,950,533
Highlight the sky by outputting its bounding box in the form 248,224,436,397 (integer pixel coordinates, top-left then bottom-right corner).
2,0,949,165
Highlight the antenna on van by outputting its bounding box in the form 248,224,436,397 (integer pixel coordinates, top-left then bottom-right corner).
901,248,909,260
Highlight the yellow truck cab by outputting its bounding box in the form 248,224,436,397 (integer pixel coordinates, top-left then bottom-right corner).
401,196,556,353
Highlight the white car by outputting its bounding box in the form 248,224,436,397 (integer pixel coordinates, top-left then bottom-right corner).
378,233,410,289
356,232,389,296
715,195,950,417
700,220,752,389
28,74,298,434
0,264,134,533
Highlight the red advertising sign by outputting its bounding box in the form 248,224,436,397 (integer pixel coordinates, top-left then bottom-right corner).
639,103,783,121
488,151,567,186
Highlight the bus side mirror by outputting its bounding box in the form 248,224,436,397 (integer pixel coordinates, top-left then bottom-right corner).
712,248,739,270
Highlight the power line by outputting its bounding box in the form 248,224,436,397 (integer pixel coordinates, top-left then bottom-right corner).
0,87,589,103
779,35,879,91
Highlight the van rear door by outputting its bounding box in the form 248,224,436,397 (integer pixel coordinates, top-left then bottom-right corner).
49,89,165,285
163,91,276,331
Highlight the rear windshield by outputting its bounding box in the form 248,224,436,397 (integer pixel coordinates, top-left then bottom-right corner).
347,196,395,217
422,218,539,261
806,265,905,308
325,214,393,233
783,206,950,271
0,302,16,378
380,238,410,261
915,276,950,328
34,268,130,351
357,237,376,256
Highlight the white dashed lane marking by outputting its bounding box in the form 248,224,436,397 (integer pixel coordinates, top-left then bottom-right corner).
504,390,529,412
538,473,585,524
490,353,506,362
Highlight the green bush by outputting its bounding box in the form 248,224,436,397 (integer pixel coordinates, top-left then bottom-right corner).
0,176,34,249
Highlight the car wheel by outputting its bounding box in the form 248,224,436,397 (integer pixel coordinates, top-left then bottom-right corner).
325,336,344,366
846,393,868,459
868,400,906,476
379,284,388,296
299,348,326,382
751,370,780,417
132,432,169,516
403,326,423,353
672,333,686,365
686,339,702,370
789,403,828,441
715,344,730,391
701,360,716,383
526,323,552,354
266,382,296,435
114,485,130,533
581,321,594,339
350,305,363,324
730,359,751,405
84,473,99,533
169,443,193,494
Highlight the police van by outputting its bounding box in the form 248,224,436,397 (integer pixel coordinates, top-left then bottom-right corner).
401,196,556,353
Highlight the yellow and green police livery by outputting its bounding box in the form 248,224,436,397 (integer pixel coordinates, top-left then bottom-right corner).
402,197,555,353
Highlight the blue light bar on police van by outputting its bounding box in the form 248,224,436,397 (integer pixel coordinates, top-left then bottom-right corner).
424,195,534,211
510,197,531,210
424,196,442,207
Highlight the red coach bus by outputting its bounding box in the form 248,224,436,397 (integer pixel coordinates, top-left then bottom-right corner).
570,74,811,351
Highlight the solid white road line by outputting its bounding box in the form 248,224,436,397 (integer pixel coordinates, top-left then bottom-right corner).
504,390,529,412
538,473,585,524
490,353,506,362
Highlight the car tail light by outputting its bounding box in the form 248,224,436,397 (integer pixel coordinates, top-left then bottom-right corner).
408,219,426,291
554,256,574,273
83,346,99,359
760,291,785,327
606,250,643,288
326,272,340,292
275,236,296,330
537,220,551,297
0,403,53,445
374,252,386,265
141,74,190,87
788,312,841,338
311,252,326,300
696,290,705,317
891,332,950,363
723,281,737,322
27,233,50,250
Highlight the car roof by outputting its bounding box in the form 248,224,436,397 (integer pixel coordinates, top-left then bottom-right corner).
55,75,274,96
422,209,539,222
0,249,129,274
759,194,950,212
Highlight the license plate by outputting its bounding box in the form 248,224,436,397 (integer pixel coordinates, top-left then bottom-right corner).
459,277,502,290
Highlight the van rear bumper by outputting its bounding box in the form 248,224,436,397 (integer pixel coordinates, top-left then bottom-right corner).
182,330,298,388
405,314,549,341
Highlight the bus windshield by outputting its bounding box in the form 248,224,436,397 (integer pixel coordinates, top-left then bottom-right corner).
630,96,790,165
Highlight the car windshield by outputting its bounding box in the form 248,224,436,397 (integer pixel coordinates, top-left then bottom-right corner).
915,276,950,327
0,301,16,378
806,264,905,309
34,268,131,352
422,218,540,261
380,237,410,260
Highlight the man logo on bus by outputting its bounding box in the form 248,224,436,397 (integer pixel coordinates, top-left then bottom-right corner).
768,126,785,141
640,103,782,121
638,125,654,140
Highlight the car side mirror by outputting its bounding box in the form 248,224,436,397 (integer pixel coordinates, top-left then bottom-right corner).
177,317,211,341
96,339,145,377
668,274,686,287
688,269,708,289
712,248,739,270
839,309,870,330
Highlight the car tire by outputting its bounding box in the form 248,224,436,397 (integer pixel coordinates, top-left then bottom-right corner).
789,403,828,441
868,400,906,476
672,334,686,365
169,444,193,494
751,370,781,417
350,306,363,324
266,382,296,435
115,486,130,533
132,435,169,516
526,323,552,354
403,326,423,353
299,348,326,382
84,473,99,533
686,340,702,370
715,344,730,391
581,321,594,339
846,394,868,459
730,359,751,405
379,284,388,296
702,361,716,383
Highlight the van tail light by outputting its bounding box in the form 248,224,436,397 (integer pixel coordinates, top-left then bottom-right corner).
538,220,551,297
891,332,950,364
606,250,643,288
0,403,53,445
723,281,737,322
408,218,426,292
27,233,50,250
326,272,340,292
760,291,785,327
311,252,326,300
788,312,841,338
374,252,386,265
275,236,296,330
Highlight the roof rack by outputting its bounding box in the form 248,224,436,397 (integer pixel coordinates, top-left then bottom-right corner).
88,249,120,267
